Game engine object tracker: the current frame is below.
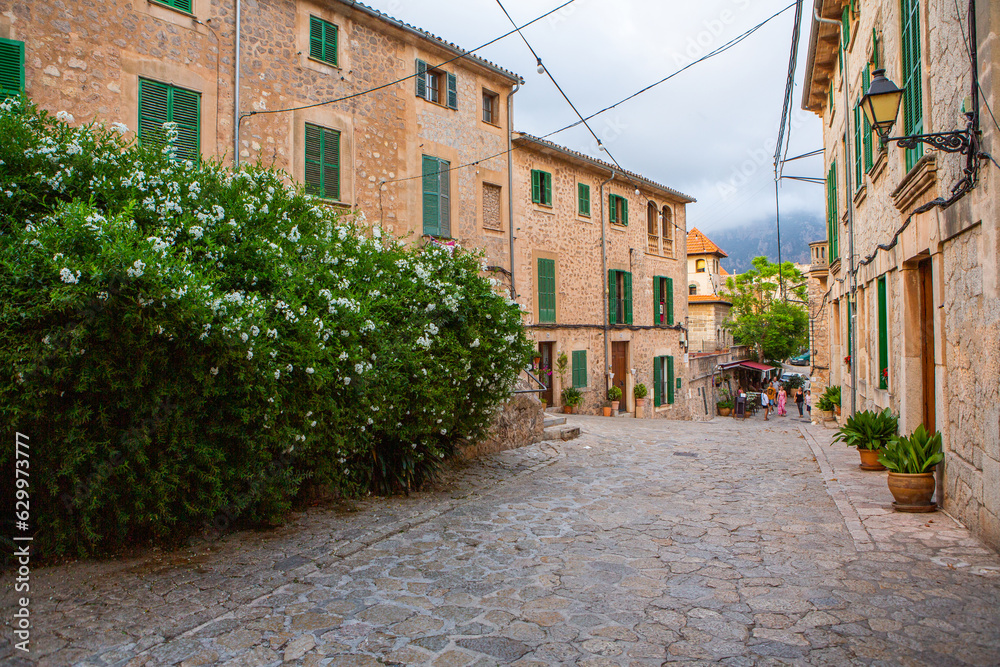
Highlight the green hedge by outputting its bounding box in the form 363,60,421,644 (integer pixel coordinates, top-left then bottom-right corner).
0,98,533,557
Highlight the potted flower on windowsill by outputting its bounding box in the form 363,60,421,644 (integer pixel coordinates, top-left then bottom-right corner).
561,386,583,414
878,425,943,512
608,385,622,413
832,408,897,470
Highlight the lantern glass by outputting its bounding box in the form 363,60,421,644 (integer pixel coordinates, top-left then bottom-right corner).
860,69,905,139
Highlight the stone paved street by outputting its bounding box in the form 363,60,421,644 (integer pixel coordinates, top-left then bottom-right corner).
4,416,1000,666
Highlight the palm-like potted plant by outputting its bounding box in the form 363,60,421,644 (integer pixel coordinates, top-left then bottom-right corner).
561,386,583,414
832,408,897,470
716,387,734,417
878,425,943,512
608,385,622,413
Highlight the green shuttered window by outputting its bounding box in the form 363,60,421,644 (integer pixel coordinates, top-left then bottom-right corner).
900,0,923,171
572,350,587,389
653,356,675,407
0,37,25,98
138,78,200,164
155,0,193,13
826,161,839,261
609,194,628,226
422,155,451,237
578,183,591,217
531,170,552,206
878,277,889,389
853,101,864,190
653,276,674,326
309,16,338,66
862,67,874,172
537,258,556,323
608,270,632,325
304,123,340,201
415,59,457,110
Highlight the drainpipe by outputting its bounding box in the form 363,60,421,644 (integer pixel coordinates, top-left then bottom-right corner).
234,0,242,167
599,169,616,392
506,82,520,299
813,5,856,416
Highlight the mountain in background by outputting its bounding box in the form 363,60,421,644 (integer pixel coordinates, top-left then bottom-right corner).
706,213,825,274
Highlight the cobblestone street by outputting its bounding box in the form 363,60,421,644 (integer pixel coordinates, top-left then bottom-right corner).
4,415,1000,666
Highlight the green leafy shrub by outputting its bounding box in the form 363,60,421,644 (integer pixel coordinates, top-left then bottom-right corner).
817,385,841,410
633,383,648,399
0,98,532,557
561,386,583,408
878,425,943,473
607,386,622,402
832,408,898,450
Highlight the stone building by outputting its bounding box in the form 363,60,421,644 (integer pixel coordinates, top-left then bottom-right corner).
511,133,696,418
0,0,520,271
807,239,831,394
803,0,999,549
686,228,733,354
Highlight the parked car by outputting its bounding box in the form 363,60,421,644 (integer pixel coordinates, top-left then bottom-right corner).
789,352,810,366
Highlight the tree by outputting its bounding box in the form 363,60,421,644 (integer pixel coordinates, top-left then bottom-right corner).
722,257,809,363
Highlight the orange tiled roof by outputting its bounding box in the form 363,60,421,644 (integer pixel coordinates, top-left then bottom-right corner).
687,228,728,257
688,294,731,303
719,266,730,276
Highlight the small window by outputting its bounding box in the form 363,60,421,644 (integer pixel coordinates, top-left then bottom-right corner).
607,270,632,325
155,0,193,13
309,16,338,66
416,59,457,110
653,356,675,406
647,202,658,236
653,276,674,326
578,183,591,217
482,89,499,125
689,284,697,295
304,123,340,201
138,78,201,163
0,37,25,99
531,169,552,207
696,259,706,273
609,194,628,226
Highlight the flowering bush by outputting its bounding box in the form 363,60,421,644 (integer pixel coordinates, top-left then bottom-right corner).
0,98,532,556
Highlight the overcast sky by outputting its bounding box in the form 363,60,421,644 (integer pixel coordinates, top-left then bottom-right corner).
363,0,825,233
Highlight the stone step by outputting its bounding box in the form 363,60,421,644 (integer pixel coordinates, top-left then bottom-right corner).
543,416,567,428
542,426,581,441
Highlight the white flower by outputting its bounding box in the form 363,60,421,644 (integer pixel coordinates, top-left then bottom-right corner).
210,367,219,376
344,377,351,385
354,363,364,374
56,111,75,123
188,226,204,240
339,352,349,361
274,370,281,380
306,367,315,374
111,122,129,135
240,332,249,342
59,268,80,284
247,350,254,360
126,259,145,278
286,364,293,372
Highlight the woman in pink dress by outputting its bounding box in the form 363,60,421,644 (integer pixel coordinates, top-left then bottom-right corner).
777,386,787,416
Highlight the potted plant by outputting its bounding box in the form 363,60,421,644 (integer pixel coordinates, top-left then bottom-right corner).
832,408,897,470
716,387,733,417
634,383,648,417
817,386,841,418
561,386,583,414
608,385,622,412
878,424,943,512
602,400,613,417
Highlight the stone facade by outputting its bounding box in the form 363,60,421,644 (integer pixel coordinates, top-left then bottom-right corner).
803,0,1000,550
511,134,696,419
807,240,831,394
686,228,733,353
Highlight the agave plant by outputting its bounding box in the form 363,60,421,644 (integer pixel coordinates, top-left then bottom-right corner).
878,425,944,473
832,408,899,451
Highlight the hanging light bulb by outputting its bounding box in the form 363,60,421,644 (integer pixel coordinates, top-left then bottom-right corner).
635,188,641,196
597,142,607,152
536,57,545,74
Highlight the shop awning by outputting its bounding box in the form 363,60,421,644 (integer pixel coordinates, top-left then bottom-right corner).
718,361,778,373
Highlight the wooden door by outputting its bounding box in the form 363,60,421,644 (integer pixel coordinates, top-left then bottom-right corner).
919,259,935,434
612,342,628,411
538,342,554,406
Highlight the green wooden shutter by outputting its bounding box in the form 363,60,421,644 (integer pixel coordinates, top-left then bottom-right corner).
415,59,428,99
322,128,340,200
854,101,863,188
653,357,662,407
439,158,451,237
138,78,170,151
572,350,587,388
531,170,541,204
652,277,661,327
170,85,200,163
537,258,556,323
847,299,853,362
826,161,839,261
304,123,322,196
608,270,617,324
446,72,458,110
841,6,851,47
169,0,192,12
623,271,633,325
667,356,675,404
543,172,552,206
878,277,888,389
422,155,440,236
578,183,590,216
900,0,923,170
608,195,617,225
863,67,873,171
871,28,880,67
666,277,674,325
0,37,25,97
622,197,629,226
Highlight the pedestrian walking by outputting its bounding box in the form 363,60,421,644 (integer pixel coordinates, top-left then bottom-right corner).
795,387,804,417
777,386,787,416
805,389,812,419
761,390,770,421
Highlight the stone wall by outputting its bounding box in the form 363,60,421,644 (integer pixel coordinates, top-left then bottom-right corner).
461,393,545,460
804,0,1000,550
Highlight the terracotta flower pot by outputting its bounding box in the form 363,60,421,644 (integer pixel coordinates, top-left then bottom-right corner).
835,405,842,416
858,447,886,471
887,471,937,512
610,400,620,412
635,397,646,407
602,406,612,417
563,405,573,414
718,407,732,417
